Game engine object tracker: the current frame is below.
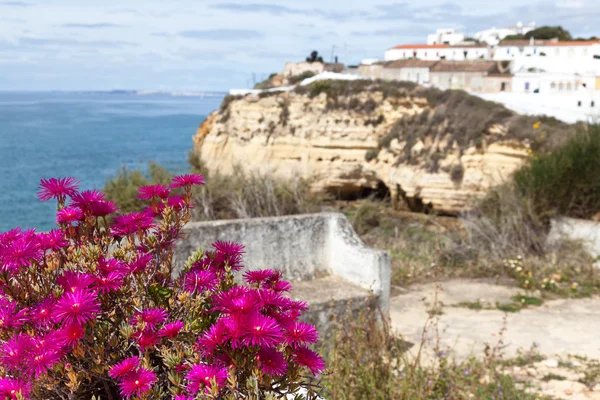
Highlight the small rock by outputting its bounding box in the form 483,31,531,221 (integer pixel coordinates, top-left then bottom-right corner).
542,358,560,368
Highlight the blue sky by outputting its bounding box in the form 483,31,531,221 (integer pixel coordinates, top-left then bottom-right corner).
1,0,599,91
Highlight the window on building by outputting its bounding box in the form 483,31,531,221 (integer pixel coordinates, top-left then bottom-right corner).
583,48,589,56
569,48,574,56
506,48,510,54
555,48,560,56
550,82,556,89
525,82,530,90
436,52,439,57
566,82,572,91
533,48,537,54
559,82,564,91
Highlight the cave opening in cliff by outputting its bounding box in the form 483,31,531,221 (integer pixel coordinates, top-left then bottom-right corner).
332,180,391,202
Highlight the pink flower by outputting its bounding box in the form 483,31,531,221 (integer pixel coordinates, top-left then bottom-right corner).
243,269,277,285
109,356,140,379
57,271,95,293
292,346,325,375
183,270,218,293
158,321,184,339
174,396,193,400
197,320,227,357
69,190,105,212
185,364,228,394
256,289,286,309
28,347,61,377
0,333,33,371
0,229,41,272
56,206,83,224
212,287,259,315
38,229,68,252
111,212,155,236
31,298,55,328
222,315,245,349
117,367,157,398
271,280,292,292
97,256,128,275
0,377,31,400
128,253,152,273
133,308,169,328
90,200,118,217
257,347,287,376
95,272,123,294
56,323,85,346
212,241,244,257
167,195,187,210
0,298,29,330
170,174,205,188
137,184,170,200
135,329,160,350
284,321,319,347
37,177,79,202
243,313,283,348
53,289,100,325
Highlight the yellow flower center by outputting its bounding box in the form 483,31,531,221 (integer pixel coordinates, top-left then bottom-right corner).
255,326,261,331
135,380,140,386
72,303,80,310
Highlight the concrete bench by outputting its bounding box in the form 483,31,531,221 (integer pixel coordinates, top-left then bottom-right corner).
174,213,390,333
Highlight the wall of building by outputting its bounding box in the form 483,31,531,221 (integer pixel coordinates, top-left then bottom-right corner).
380,67,430,84
483,75,513,92
284,62,325,77
494,44,600,61
358,63,385,79
430,71,487,91
174,213,391,312
513,72,597,93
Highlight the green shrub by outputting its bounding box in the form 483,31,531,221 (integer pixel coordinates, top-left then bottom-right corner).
513,124,600,220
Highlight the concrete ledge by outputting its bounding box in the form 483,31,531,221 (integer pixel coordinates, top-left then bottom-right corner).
174,213,391,313
549,217,600,262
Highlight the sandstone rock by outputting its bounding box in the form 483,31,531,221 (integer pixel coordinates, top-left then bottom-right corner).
193,90,531,214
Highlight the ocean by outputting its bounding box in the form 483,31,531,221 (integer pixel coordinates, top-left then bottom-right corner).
0,91,225,232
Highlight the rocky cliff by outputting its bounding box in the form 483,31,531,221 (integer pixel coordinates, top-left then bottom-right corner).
193,80,576,213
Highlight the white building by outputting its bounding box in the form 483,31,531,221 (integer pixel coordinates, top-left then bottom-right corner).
475,21,536,45
385,44,490,62
512,71,597,94
493,39,600,61
427,28,465,45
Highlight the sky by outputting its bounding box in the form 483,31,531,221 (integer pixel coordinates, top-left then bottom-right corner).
1,0,599,91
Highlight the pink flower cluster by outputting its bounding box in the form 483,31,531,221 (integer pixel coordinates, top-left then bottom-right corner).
0,173,324,399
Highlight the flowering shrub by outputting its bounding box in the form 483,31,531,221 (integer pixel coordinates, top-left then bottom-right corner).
0,175,324,399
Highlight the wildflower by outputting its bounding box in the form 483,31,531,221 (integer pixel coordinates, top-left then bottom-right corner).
53,289,100,325
170,174,205,188
137,184,170,200
292,346,325,375
37,177,79,202
515,267,522,272
271,280,292,292
28,348,61,377
212,287,259,315
31,298,55,327
283,321,319,347
256,289,286,309
128,253,153,273
0,333,33,370
183,270,219,293
533,121,541,129
133,308,169,328
57,271,95,293
0,377,31,400
244,269,277,285
90,200,118,217
69,190,105,212
38,229,68,252
117,367,157,398
243,313,283,347
94,272,123,294
197,320,227,357
158,321,184,339
111,212,155,236
135,329,160,350
56,323,85,346
0,229,41,271
257,347,287,376
222,315,245,349
109,356,140,379
0,298,29,330
97,256,128,275
167,195,187,210
56,206,83,224
572,282,579,290
185,364,228,394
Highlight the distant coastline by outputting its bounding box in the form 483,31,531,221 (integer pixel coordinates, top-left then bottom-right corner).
0,90,228,97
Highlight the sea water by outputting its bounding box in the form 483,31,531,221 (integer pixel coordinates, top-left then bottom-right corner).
0,91,224,232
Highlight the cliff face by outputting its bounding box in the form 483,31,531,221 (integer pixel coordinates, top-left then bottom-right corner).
193,81,571,213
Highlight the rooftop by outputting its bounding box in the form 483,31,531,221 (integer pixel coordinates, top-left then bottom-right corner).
386,59,439,68
498,39,600,47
